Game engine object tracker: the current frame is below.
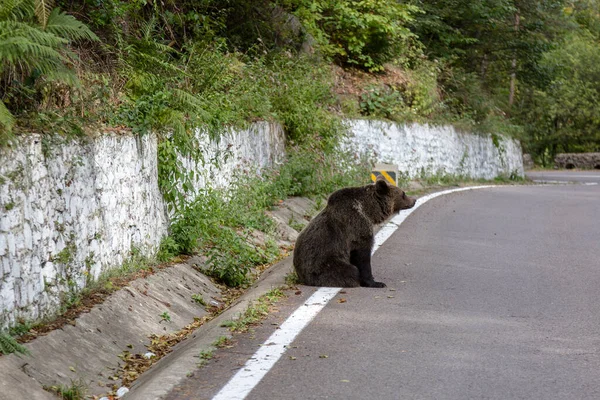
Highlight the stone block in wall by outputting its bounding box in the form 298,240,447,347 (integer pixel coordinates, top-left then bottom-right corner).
554,153,600,169
523,154,534,170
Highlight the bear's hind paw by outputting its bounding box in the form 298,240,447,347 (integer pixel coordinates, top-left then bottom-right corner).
360,280,387,288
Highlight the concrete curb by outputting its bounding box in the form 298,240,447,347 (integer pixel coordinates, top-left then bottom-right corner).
125,257,295,400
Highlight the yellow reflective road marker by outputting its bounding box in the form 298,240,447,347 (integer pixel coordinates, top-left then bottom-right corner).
371,163,399,186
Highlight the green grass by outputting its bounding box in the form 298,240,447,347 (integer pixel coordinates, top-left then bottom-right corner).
284,272,301,286
212,336,232,348
0,332,29,356
46,379,88,400
221,288,285,332
199,349,214,360
192,294,207,306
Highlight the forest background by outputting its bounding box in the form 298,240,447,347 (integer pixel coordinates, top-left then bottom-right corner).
2,0,599,165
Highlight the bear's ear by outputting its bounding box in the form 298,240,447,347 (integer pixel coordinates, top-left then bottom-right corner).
375,178,389,195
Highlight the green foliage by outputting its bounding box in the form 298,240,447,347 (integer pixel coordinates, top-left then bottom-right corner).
212,335,231,348
191,294,207,306
285,271,300,286
288,0,420,71
2,0,598,164
8,321,34,337
0,331,30,355
517,31,600,163
158,181,279,287
0,0,98,137
221,288,284,332
199,349,214,360
438,67,497,126
275,143,371,197
266,56,342,146
159,311,171,322
360,86,404,119
47,379,87,400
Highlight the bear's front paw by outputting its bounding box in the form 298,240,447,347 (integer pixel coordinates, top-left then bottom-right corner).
361,280,387,288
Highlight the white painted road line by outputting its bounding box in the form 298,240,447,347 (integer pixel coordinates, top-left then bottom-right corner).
212,185,497,400
211,287,341,400
552,175,600,179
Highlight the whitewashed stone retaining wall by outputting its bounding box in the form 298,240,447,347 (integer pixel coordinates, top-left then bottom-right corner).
0,122,285,329
346,120,524,179
0,134,167,328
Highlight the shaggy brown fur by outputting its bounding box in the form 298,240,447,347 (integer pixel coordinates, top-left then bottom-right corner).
293,176,416,288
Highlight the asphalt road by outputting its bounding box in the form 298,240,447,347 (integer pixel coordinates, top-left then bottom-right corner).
167,179,600,400
526,169,600,183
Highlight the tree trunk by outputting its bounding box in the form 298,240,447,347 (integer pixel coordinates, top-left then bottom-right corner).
508,11,520,111
481,53,489,80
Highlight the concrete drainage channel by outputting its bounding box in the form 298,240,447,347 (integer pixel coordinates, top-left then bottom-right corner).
0,197,319,400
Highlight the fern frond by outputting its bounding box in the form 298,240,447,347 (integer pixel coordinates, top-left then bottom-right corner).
148,40,177,55
0,23,79,85
0,332,30,356
0,0,32,21
161,109,187,138
45,8,98,41
140,16,157,42
0,101,16,133
0,20,68,48
131,50,185,74
172,88,204,111
0,36,66,69
34,0,53,28
43,64,79,86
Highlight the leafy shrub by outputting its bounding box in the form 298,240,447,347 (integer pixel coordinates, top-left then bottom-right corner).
360,86,405,119
0,0,98,140
287,0,420,71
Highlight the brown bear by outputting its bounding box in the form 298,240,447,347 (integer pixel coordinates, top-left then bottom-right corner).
293,176,416,288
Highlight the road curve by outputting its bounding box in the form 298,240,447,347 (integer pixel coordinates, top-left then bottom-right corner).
168,183,600,400
526,169,600,183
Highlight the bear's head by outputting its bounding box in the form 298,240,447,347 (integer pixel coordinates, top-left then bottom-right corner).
374,176,416,216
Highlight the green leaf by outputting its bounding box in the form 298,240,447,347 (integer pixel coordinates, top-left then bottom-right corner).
45,8,99,41
34,0,53,28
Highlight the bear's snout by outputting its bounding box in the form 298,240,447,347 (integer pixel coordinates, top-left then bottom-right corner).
393,190,416,213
